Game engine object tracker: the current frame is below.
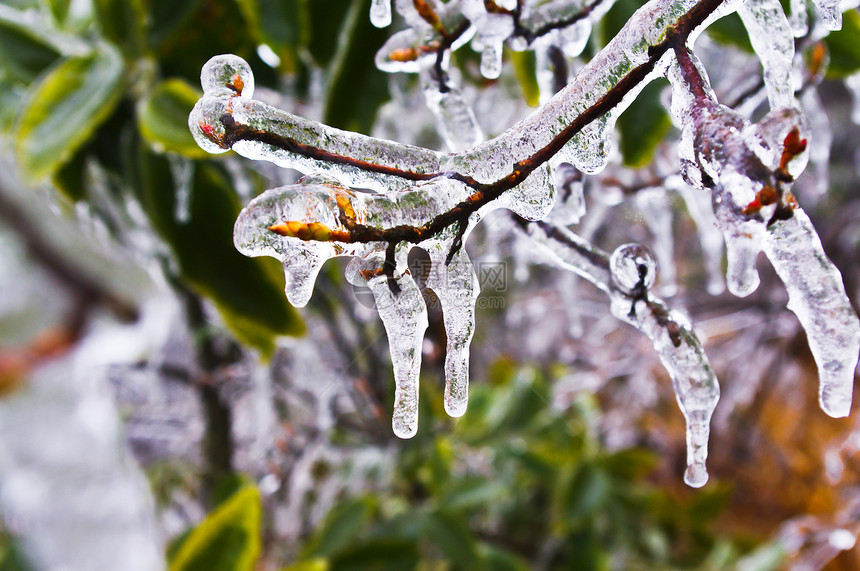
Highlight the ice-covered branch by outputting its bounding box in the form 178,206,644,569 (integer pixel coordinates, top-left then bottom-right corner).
522,220,719,487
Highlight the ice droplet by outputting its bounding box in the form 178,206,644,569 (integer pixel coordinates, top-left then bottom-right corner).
201,53,255,99
370,0,392,28
609,243,657,295
762,208,860,418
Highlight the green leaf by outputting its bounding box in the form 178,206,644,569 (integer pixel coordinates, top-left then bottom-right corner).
169,485,261,571
322,0,391,134
93,0,146,57
51,145,89,202
478,544,530,571
510,48,540,107
556,464,611,527
600,448,658,481
16,47,124,180
134,149,304,352
281,560,329,571
329,538,419,571
616,79,672,167
235,0,309,73
153,0,260,86
303,497,374,559
420,510,480,570
825,10,860,78
45,0,70,25
307,0,353,67
705,12,754,53
138,79,208,158
0,8,63,83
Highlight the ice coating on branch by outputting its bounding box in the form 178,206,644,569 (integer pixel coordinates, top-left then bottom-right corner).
525,224,720,487
607,244,719,487
190,55,446,193
349,255,428,438
233,177,483,435
847,73,860,125
735,0,795,109
762,209,860,417
370,0,392,28
800,89,831,199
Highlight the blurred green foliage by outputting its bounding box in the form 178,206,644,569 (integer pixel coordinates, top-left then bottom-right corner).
160,360,783,570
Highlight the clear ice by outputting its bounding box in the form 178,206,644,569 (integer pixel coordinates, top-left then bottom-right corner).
189,0,860,472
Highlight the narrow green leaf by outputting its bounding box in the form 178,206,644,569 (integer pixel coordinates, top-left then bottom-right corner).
510,49,540,107
307,0,353,67
235,0,309,72
138,79,208,158
0,8,63,83
421,510,481,570
51,145,88,202
322,0,391,134
169,485,261,571
302,498,374,559
479,544,530,571
329,538,419,571
616,79,672,168
16,47,124,180
825,10,860,78
706,12,754,52
93,0,146,57
45,0,70,25
280,559,329,571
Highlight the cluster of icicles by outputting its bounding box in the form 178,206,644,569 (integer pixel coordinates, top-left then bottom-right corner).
189,0,860,488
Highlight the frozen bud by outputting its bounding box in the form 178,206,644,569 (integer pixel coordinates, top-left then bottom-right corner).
201,54,255,99
610,244,657,295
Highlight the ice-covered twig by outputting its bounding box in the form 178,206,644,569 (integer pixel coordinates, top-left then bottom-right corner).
668,43,860,418
522,220,720,487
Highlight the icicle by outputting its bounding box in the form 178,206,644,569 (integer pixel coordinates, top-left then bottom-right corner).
811,0,842,30
789,0,809,36
672,178,725,294
607,244,719,488
735,0,795,109
762,208,860,418
480,39,504,79
168,156,194,224
524,222,720,488
636,188,677,296
370,0,392,28
348,253,428,438
420,67,484,152
799,88,831,200
423,247,480,417
549,163,586,225
847,72,860,125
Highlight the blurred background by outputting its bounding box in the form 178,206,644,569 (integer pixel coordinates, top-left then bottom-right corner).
1,0,860,569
